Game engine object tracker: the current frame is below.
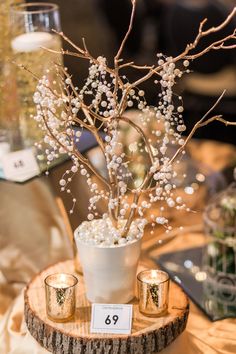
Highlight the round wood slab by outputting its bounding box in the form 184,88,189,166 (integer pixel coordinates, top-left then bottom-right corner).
24,260,189,354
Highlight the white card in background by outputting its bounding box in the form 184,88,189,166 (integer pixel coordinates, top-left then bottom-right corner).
2,148,40,182
90,304,133,335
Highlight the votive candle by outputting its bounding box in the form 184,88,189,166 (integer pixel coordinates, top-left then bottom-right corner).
137,269,169,316
44,273,78,322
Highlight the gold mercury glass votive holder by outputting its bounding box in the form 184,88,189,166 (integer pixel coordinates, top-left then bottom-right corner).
137,269,169,317
44,273,78,322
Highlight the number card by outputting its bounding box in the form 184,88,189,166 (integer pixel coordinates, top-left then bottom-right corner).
90,304,133,335
2,149,40,182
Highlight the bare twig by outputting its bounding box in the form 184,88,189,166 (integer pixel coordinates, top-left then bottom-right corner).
115,0,136,61
169,90,227,165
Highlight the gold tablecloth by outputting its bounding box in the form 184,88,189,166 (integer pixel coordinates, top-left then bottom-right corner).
0,140,236,354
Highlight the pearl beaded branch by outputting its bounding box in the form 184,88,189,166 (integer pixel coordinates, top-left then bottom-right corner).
32,0,236,240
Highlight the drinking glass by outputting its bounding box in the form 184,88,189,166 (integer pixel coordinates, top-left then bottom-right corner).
10,2,62,149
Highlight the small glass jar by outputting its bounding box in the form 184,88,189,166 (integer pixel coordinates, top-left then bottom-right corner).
45,273,78,322
137,269,169,317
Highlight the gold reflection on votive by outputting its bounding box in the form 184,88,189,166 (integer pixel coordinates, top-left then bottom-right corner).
137,270,169,317
44,273,78,322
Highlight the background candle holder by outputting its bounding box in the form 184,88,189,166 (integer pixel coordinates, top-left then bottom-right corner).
10,2,62,151
137,269,169,317
44,273,78,322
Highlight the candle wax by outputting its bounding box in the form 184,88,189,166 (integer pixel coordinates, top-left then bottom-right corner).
52,283,70,289
141,270,167,285
142,276,163,285
11,32,55,53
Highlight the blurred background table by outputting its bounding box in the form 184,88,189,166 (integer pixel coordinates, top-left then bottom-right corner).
0,139,236,354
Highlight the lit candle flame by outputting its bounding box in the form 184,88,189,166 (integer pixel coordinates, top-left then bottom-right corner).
151,270,158,279
59,274,67,284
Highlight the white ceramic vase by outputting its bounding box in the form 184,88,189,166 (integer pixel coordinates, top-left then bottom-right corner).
74,226,142,303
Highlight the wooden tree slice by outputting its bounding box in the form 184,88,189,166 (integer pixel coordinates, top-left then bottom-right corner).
24,260,189,354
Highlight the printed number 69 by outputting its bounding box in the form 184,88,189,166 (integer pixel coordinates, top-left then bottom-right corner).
105,315,119,325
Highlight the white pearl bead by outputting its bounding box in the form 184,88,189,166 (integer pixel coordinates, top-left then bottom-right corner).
81,169,87,175
71,166,78,173
59,179,66,186
177,106,184,113
183,60,189,67
176,197,182,204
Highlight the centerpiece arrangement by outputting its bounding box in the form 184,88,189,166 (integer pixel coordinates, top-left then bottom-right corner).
30,0,236,303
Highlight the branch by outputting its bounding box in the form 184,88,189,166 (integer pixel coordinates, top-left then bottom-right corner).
180,7,236,58
185,31,236,60
53,29,88,56
115,0,136,61
40,107,110,191
142,113,236,196
169,90,227,165
196,7,236,39
51,64,120,222
129,7,236,88
82,37,88,52
47,47,124,87
43,46,86,59
56,65,117,209
198,115,236,128
54,63,108,123
121,193,139,237
140,90,236,195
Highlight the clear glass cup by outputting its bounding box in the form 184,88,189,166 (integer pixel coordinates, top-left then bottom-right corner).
45,273,78,322
0,1,22,150
137,269,169,317
10,2,62,149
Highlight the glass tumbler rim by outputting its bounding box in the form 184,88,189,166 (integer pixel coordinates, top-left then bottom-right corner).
11,2,59,15
44,273,78,289
137,269,169,285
